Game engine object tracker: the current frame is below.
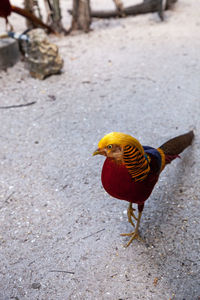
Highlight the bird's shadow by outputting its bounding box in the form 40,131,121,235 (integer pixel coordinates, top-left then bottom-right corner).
142,145,195,240
122,145,199,299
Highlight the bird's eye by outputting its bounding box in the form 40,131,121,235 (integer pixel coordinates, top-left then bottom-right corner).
107,144,113,149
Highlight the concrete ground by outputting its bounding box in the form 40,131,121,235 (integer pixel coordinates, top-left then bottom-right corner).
0,0,200,299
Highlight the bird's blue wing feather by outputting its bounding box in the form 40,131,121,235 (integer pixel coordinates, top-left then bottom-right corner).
143,146,162,173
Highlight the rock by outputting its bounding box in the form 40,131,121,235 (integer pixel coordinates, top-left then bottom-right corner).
22,29,64,80
0,38,20,70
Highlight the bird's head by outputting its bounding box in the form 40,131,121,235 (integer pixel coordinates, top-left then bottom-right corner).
93,132,144,162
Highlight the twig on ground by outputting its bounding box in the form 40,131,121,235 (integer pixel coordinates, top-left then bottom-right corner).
49,270,75,274
82,228,105,240
0,101,36,109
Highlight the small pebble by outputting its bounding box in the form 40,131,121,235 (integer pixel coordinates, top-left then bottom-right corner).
31,282,41,289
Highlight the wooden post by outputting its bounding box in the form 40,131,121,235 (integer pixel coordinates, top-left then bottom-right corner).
43,0,67,34
71,0,91,33
112,0,125,16
24,0,36,28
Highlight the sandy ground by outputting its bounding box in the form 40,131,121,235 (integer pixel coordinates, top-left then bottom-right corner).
0,0,200,299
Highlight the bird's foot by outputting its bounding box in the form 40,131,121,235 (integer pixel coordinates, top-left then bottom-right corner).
121,230,143,247
123,205,143,247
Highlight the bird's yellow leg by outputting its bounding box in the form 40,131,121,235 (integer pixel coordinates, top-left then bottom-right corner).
127,203,137,227
121,210,143,247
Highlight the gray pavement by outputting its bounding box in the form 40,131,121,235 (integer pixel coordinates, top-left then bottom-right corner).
0,1,200,299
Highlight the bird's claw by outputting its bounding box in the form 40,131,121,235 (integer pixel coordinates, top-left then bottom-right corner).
120,230,143,247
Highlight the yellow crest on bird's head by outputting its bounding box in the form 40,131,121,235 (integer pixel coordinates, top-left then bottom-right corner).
98,132,144,154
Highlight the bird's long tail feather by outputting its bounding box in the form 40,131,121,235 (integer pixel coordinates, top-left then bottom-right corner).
159,130,194,156
159,130,194,165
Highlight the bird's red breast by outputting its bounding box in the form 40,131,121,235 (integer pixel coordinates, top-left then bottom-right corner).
101,157,159,205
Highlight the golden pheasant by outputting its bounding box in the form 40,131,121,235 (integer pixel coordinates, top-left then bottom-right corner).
93,130,194,247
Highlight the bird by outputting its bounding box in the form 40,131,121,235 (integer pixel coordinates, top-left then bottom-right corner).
93,130,194,247
0,0,54,33
0,0,11,30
